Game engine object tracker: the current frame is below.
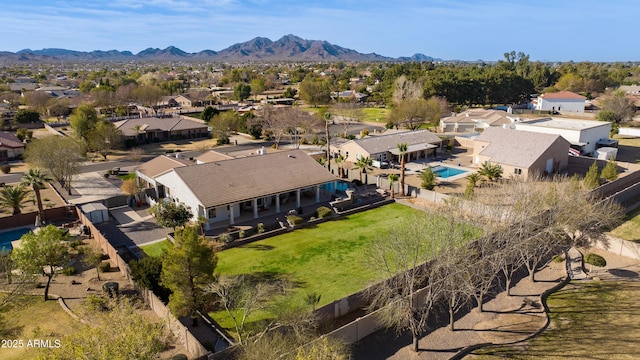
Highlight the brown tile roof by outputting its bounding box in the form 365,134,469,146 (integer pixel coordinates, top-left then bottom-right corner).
343,129,442,155
114,117,208,137
195,150,234,163
475,127,569,168
136,155,191,179
0,132,25,149
441,109,512,125
168,149,337,208
539,91,585,100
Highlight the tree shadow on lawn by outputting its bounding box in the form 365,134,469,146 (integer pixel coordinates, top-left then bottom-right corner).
608,268,639,278
242,244,275,251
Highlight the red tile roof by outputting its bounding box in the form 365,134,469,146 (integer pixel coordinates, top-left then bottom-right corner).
0,132,25,149
539,91,585,100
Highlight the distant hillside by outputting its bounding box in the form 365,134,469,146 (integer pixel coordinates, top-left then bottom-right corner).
3,35,441,62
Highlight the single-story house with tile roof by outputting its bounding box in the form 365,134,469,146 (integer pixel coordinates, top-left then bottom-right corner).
151,149,338,229
472,127,570,178
194,150,234,164
440,109,516,133
0,132,25,161
136,154,192,204
114,116,209,143
331,129,443,164
532,91,586,113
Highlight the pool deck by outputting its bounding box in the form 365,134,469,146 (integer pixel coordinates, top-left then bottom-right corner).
405,160,476,181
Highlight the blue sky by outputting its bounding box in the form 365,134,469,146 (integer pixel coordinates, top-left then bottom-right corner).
2,0,637,61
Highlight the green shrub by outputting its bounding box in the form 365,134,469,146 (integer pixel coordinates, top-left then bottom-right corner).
287,215,304,225
69,239,84,250
103,172,110,179
584,253,607,268
0,164,10,174
62,266,77,276
316,206,333,219
238,230,245,239
257,223,265,234
84,294,108,312
552,254,565,263
219,233,233,243
98,262,111,273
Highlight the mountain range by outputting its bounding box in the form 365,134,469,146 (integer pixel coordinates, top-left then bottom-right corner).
1,34,439,62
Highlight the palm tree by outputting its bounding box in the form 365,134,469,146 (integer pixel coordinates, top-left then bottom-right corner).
21,168,52,222
464,173,481,198
397,143,408,196
356,156,373,183
335,155,346,178
478,162,503,182
388,173,399,199
0,185,30,215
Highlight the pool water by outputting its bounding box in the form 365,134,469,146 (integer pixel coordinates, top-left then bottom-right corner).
0,227,33,251
431,165,468,179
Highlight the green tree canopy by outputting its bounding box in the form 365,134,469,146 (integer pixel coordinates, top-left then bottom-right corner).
420,167,437,190
14,109,40,124
389,98,442,131
149,201,192,230
583,161,601,189
601,158,618,181
11,225,70,301
0,184,30,215
161,225,217,320
69,103,100,141
299,76,331,107
233,83,252,102
87,120,124,160
20,168,51,222
25,136,86,194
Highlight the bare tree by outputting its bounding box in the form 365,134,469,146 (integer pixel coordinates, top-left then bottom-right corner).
392,75,423,104
256,104,288,149
365,213,477,352
332,103,363,137
23,91,52,116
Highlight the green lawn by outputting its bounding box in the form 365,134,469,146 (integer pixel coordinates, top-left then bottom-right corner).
213,203,428,332
0,295,77,360
610,206,640,242
471,281,640,359
139,239,172,257
360,107,391,123
216,203,420,307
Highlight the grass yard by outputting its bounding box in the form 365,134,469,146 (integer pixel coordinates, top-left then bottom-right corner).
139,239,172,257
360,107,391,123
470,281,640,359
213,203,428,331
609,206,640,242
0,295,77,360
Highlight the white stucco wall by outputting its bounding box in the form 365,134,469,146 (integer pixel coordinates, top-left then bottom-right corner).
535,98,585,113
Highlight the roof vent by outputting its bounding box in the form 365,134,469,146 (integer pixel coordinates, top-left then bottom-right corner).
288,154,295,158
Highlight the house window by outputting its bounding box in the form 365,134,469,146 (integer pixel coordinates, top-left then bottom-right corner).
0,150,7,158
208,208,217,219
514,168,522,175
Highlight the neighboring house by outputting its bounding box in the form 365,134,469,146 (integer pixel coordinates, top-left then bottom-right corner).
114,116,209,143
473,127,570,178
157,96,179,108
619,85,640,94
174,93,214,108
136,155,192,204
332,90,368,103
513,117,613,155
145,149,337,229
440,109,516,133
532,91,586,113
331,129,443,164
0,132,25,161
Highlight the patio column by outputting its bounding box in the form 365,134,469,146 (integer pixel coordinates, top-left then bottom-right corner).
296,189,301,208
275,194,281,213
229,204,235,225
252,198,259,219
315,186,320,203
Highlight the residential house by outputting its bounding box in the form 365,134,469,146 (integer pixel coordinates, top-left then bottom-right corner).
332,90,368,103
114,116,209,144
144,150,337,229
174,93,214,108
0,132,25,161
513,117,613,155
532,91,586,113
331,129,443,164
472,127,570,178
157,96,179,109
136,155,192,204
440,109,516,133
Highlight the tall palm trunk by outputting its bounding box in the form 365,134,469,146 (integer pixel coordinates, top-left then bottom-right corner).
34,185,45,222
400,154,406,196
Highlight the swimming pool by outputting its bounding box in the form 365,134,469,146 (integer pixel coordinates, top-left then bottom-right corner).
431,165,468,179
0,227,33,251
